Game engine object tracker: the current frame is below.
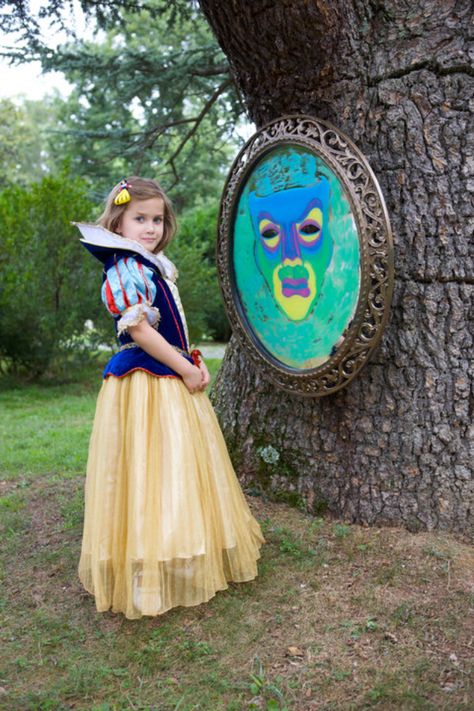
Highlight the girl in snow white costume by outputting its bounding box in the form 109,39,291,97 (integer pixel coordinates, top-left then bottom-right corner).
75,177,263,619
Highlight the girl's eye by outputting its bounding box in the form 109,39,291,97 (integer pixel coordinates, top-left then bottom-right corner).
154,217,163,224
134,216,145,223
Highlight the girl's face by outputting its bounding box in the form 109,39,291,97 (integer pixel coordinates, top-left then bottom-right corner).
118,197,165,253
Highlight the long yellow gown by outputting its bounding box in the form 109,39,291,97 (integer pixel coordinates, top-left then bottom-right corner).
77,231,264,619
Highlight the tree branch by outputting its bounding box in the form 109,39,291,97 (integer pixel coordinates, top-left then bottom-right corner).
166,77,233,167
190,63,230,77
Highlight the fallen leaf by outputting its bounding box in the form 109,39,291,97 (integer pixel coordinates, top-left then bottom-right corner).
287,646,304,657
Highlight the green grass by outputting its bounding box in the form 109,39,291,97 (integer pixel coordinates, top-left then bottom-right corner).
0,365,100,481
0,358,223,481
0,363,472,710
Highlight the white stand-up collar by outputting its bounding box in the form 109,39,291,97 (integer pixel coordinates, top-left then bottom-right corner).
73,222,178,282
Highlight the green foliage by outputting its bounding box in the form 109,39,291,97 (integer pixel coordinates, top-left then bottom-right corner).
32,2,240,211
1,1,244,214
249,657,289,710
0,2,233,378
0,0,193,38
0,173,110,377
0,177,228,379
167,201,230,342
0,97,63,188
332,522,351,539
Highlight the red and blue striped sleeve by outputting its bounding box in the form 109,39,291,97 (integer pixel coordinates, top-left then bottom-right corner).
101,257,159,334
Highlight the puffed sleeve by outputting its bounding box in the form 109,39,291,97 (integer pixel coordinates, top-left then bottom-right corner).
101,257,160,335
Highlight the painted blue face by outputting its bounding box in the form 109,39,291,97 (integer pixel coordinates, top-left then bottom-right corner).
248,180,333,320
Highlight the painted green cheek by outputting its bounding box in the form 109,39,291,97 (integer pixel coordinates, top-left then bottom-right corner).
255,243,276,286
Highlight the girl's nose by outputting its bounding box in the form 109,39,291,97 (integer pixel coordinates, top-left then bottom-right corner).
282,224,301,261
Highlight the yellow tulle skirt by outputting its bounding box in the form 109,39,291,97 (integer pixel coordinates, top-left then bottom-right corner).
78,371,264,619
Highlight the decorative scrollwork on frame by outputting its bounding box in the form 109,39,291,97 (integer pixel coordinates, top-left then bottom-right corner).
217,115,394,396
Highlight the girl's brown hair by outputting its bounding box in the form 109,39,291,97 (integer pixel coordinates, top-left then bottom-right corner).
98,176,177,252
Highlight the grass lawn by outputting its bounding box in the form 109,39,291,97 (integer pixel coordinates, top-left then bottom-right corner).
0,362,472,710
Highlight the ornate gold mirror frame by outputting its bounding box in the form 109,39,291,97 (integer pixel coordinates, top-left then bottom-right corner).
217,115,394,396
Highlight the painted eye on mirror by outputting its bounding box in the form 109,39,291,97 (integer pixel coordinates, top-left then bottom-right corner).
298,221,322,244
262,227,279,239
300,222,320,236
298,207,323,245
259,219,281,251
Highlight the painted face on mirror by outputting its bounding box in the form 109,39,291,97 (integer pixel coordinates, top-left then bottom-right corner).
249,180,333,321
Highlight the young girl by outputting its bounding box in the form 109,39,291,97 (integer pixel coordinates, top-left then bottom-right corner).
76,177,264,619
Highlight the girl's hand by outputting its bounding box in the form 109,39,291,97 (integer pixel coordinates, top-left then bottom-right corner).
182,365,202,394
199,361,211,390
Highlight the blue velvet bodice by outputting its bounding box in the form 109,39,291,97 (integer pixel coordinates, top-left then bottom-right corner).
81,236,193,380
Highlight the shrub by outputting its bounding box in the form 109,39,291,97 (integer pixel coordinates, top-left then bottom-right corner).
0,173,110,377
167,201,231,343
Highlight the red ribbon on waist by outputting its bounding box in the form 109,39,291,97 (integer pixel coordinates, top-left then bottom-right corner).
190,349,202,367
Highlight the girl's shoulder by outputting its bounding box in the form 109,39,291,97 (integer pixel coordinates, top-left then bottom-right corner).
103,253,157,281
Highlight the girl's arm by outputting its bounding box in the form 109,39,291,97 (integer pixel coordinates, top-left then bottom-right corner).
128,320,202,393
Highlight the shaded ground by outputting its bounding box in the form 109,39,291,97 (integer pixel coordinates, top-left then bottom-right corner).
0,474,472,710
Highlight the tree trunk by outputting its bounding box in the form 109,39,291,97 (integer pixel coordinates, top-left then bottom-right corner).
199,0,473,536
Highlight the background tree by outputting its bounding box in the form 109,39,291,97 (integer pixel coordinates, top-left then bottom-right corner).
1,1,240,210
0,96,64,187
199,0,473,536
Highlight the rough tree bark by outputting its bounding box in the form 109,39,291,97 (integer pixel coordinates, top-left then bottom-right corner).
199,0,473,536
